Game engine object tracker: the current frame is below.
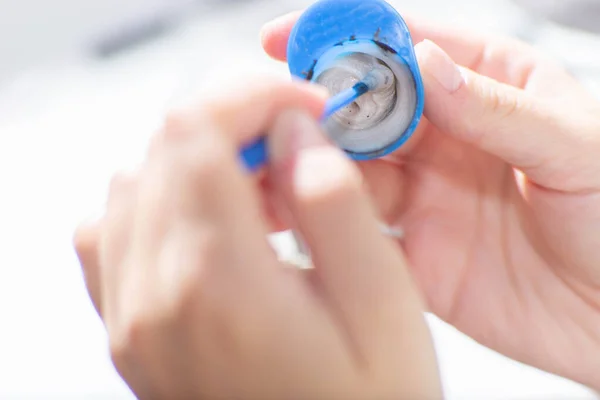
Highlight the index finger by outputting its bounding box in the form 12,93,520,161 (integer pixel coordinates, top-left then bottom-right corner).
163,77,329,151
140,78,332,277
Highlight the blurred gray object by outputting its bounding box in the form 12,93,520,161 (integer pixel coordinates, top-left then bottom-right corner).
0,0,235,83
512,0,600,33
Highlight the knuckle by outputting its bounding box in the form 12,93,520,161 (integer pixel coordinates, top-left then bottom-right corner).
162,99,223,143
158,130,235,200
188,232,235,308
108,334,133,370
163,231,226,318
162,285,203,329
172,142,232,198
193,142,229,179
487,85,519,119
72,224,96,262
465,79,522,145
105,231,232,369
146,128,165,157
162,109,196,143
162,108,234,179
162,105,219,144
108,171,136,197
108,318,146,367
106,171,139,213
197,227,225,263
108,307,161,367
183,229,226,286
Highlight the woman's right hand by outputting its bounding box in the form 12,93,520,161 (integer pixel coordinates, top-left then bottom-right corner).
261,11,600,390
73,79,442,400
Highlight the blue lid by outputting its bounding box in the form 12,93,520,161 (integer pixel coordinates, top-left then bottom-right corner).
286,0,424,160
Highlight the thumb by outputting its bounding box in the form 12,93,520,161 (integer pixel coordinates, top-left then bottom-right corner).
415,39,595,190
267,110,429,359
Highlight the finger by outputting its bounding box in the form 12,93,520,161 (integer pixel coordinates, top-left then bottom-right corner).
146,78,330,261
415,39,600,192
267,160,407,233
73,215,103,316
130,95,296,312
260,11,544,86
260,11,303,62
104,105,305,396
162,77,328,153
138,125,274,266
268,109,427,355
100,171,139,328
152,78,327,234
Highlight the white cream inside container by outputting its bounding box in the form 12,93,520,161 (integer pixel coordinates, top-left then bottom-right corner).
312,41,418,155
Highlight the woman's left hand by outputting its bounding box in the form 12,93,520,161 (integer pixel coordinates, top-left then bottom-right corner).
261,11,600,390
73,79,441,400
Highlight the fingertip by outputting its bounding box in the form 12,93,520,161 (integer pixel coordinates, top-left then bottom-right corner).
414,39,472,136
73,211,103,260
259,11,303,61
259,24,282,61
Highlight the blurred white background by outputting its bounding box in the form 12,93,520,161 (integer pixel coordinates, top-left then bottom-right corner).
0,0,599,398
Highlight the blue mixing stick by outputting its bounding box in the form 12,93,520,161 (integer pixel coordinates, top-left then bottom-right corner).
239,81,370,172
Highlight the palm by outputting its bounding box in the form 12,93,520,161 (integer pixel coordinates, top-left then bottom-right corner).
260,13,600,383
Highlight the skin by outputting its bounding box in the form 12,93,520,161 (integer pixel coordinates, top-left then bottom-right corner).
259,12,600,390
72,12,600,397
74,80,442,399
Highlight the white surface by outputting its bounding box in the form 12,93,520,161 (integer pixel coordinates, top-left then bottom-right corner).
0,0,196,81
0,0,599,398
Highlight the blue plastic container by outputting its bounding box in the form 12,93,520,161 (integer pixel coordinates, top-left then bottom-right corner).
239,0,424,171
287,0,424,161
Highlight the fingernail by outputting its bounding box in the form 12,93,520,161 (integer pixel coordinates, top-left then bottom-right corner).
269,109,328,165
416,39,465,93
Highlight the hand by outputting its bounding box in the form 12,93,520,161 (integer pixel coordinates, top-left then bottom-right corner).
73,79,442,399
261,11,600,389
